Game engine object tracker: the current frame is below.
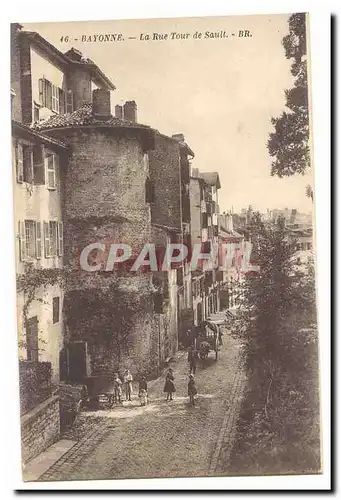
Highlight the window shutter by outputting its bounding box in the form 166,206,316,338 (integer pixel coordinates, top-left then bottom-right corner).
43,221,50,257
38,78,45,106
58,222,64,256
52,85,59,113
45,80,52,109
36,221,42,259
18,221,26,261
15,142,24,183
59,88,65,114
45,154,56,189
65,90,73,113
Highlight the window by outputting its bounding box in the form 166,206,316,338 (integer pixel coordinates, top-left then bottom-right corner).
24,220,36,259
45,153,57,189
44,220,59,257
53,297,60,324
145,178,155,203
202,213,208,228
33,145,45,184
18,220,42,261
39,78,71,114
23,145,33,183
26,316,39,362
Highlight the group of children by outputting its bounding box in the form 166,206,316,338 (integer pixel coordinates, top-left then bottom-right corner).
112,369,148,406
111,364,198,408
163,368,198,406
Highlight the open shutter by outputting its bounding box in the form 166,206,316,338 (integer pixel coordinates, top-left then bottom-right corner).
38,78,45,106
45,80,52,109
65,90,73,113
58,222,64,256
18,221,26,261
44,221,50,257
36,221,42,259
45,154,56,189
15,142,24,183
59,88,65,114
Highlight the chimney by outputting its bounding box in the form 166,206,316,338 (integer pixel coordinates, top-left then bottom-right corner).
115,104,123,119
192,167,199,178
172,133,185,143
92,89,111,118
65,47,83,62
123,100,137,122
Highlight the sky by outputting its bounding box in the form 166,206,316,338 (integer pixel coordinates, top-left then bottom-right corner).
24,14,314,214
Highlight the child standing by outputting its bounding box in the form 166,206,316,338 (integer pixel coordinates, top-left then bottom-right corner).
112,373,123,405
163,368,176,401
138,376,148,406
123,369,133,401
188,374,197,406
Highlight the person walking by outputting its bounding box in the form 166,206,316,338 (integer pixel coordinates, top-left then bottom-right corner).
138,376,148,406
123,369,133,401
163,368,176,401
188,374,197,406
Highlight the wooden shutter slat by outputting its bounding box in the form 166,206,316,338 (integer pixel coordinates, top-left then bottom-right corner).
44,221,50,257
18,221,26,261
36,221,42,259
58,222,64,256
15,142,24,183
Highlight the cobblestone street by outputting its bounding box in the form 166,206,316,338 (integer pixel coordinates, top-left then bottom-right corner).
40,334,246,482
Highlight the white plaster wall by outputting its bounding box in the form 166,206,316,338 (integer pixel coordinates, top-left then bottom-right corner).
30,47,66,110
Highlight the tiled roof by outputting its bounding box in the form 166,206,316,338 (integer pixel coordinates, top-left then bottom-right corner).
12,120,69,150
32,103,153,132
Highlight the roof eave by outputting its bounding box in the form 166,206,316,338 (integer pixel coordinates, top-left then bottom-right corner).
12,120,69,151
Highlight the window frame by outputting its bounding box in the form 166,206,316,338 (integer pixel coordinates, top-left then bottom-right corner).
24,220,37,260
45,153,57,190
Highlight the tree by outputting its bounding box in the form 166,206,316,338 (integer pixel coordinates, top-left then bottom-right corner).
267,13,310,177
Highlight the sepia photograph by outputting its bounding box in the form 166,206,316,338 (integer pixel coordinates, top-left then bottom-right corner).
10,11,322,484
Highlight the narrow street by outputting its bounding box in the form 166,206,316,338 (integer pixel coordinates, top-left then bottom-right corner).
40,334,246,481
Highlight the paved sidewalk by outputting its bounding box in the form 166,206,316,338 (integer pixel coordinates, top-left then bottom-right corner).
39,334,245,482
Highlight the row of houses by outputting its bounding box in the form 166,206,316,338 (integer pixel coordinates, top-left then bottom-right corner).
11,23,249,463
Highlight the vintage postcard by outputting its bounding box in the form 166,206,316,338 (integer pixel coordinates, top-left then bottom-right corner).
11,13,321,483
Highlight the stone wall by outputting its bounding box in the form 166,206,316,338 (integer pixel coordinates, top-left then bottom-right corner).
21,395,60,465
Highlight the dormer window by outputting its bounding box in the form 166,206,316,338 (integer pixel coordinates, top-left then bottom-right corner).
38,77,73,115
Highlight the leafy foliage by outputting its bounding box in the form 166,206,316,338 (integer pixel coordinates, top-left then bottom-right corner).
227,214,319,474
267,13,310,177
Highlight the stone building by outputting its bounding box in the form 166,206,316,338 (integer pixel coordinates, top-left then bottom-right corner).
190,168,222,326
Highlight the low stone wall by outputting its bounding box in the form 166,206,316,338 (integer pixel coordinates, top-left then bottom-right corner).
21,394,60,465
